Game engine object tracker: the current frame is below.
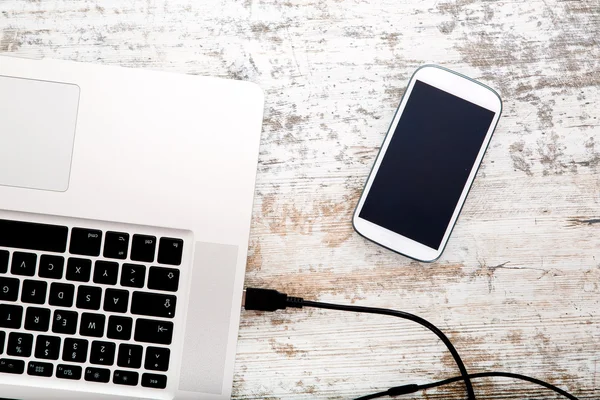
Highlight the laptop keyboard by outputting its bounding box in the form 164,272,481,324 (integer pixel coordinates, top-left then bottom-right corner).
0,218,184,390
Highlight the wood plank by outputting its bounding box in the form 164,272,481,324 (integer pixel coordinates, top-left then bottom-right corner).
1,0,598,397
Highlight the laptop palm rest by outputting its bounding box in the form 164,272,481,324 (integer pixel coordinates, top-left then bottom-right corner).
0,76,79,192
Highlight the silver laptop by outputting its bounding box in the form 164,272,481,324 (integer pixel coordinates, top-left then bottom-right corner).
0,56,264,399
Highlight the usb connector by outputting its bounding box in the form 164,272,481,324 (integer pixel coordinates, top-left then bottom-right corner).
242,288,304,311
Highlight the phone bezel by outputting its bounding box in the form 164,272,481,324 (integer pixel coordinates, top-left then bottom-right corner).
352,65,502,262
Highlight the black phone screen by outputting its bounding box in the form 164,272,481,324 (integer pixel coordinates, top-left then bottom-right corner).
359,80,496,250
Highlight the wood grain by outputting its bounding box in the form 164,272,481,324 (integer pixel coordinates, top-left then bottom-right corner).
1,0,598,398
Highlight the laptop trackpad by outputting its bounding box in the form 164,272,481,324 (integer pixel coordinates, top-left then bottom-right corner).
0,76,79,192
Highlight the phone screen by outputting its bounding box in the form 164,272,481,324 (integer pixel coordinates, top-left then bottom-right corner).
359,80,496,250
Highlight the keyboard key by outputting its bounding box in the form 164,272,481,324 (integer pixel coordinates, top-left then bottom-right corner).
21,280,47,304
131,292,176,318
62,338,88,363
38,255,65,279
0,331,4,354
66,258,92,282
117,344,143,369
0,304,23,329
35,335,61,360
11,252,37,276
0,277,20,301
7,332,33,357
157,237,184,266
131,235,156,262
104,232,129,260
85,367,110,383
103,289,129,313
49,283,75,307
93,261,119,285
107,316,133,341
142,373,167,389
0,250,8,273
0,358,25,374
52,309,78,335
145,347,170,371
120,264,145,288
80,313,105,338
56,364,82,380
90,341,116,366
0,219,68,253
113,369,139,386
76,286,102,310
27,361,53,377
24,307,50,332
69,228,102,257
134,319,173,345
148,267,180,292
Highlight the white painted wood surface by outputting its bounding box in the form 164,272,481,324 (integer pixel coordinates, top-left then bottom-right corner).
1,0,598,398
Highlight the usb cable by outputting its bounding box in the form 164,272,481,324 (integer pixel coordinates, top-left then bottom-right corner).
242,288,580,400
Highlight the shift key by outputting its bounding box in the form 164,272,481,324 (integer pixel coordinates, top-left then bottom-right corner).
131,292,176,319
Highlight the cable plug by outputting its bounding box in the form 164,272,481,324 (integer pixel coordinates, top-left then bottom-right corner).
243,288,304,311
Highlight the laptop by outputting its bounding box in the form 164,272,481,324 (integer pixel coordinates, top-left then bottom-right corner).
0,56,264,399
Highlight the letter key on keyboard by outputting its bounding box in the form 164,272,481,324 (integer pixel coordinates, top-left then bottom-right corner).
107,316,133,341
103,289,129,313
24,307,50,332
11,252,37,277
52,310,78,335
38,255,65,280
0,304,23,329
0,277,20,302
80,313,105,338
76,286,102,310
93,261,119,285
66,258,92,282
21,280,47,304
49,283,75,308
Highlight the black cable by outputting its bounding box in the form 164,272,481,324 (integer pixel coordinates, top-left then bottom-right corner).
354,372,580,400
301,300,475,400
243,288,475,400
243,288,579,400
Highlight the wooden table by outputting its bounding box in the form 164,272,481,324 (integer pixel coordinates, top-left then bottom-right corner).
2,0,598,398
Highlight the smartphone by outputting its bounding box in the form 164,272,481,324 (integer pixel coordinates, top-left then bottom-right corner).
353,65,502,262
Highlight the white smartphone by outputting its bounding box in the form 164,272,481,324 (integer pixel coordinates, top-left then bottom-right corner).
353,65,502,262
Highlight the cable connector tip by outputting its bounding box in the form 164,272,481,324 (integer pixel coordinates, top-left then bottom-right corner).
243,288,304,311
